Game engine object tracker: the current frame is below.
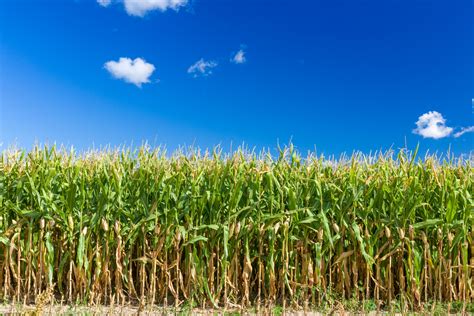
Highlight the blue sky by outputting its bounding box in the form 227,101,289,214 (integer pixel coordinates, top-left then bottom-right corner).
0,0,472,155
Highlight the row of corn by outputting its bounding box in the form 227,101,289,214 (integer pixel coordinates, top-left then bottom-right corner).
0,145,472,310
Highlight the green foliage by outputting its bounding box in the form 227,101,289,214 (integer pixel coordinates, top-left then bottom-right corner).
0,145,472,310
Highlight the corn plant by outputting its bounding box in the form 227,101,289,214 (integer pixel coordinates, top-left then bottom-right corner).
0,145,472,311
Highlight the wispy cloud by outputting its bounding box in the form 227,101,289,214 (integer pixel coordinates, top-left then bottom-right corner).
187,58,218,77
97,0,111,7
454,126,474,138
97,0,188,16
124,0,187,17
413,111,453,139
231,49,246,64
104,57,156,87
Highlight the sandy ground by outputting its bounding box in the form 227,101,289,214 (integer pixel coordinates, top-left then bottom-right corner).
0,304,407,315
0,305,324,315
6,305,443,316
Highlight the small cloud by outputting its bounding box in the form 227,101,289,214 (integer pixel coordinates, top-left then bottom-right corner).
413,111,453,139
97,0,111,7
187,58,218,77
231,49,246,64
124,0,187,17
104,57,156,87
454,126,474,138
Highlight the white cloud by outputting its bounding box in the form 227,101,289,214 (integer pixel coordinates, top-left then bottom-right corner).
187,58,218,77
97,0,111,7
413,111,453,139
454,126,474,138
104,57,156,87
231,49,246,64
123,0,187,17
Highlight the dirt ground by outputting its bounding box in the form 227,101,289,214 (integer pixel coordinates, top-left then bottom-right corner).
0,305,322,315
0,304,407,315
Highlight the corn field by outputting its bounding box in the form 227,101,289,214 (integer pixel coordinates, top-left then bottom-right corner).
0,145,473,311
